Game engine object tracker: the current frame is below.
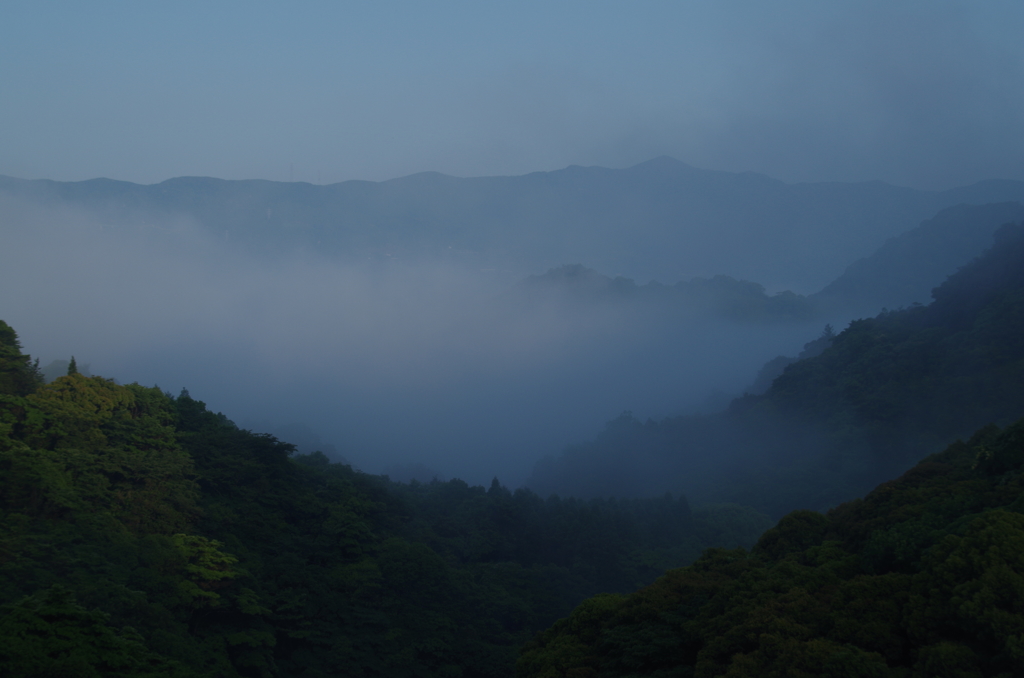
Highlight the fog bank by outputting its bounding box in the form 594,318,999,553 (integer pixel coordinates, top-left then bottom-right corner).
0,197,828,486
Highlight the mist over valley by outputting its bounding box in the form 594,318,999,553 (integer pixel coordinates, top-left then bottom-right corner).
3,166,1023,490
6,4,1024,675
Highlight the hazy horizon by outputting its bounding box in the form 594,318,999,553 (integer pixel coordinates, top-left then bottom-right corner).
5,1,1024,488
3,2,1024,190
0,152,1015,191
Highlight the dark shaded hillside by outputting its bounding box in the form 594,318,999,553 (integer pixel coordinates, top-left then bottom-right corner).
6,158,1024,290
0,322,772,677
813,201,1024,316
519,417,1024,677
527,220,1024,518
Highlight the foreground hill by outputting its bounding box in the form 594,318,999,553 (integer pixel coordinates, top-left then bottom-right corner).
0,322,770,677
5,158,1024,291
519,416,1024,677
528,219,1024,517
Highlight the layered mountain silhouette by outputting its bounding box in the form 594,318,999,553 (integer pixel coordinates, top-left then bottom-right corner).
501,200,1024,332
526,220,1024,516
6,157,1024,292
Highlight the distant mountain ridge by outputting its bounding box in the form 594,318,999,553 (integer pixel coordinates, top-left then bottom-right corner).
503,200,1024,326
6,157,1024,291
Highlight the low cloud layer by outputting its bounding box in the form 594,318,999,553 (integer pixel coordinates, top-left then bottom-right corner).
1,198,827,486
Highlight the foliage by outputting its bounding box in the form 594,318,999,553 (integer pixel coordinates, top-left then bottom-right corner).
0,320,43,397
0,336,772,677
0,585,193,678
2,374,199,532
519,416,1024,677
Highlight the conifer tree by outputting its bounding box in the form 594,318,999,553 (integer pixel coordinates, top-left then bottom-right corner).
0,319,44,395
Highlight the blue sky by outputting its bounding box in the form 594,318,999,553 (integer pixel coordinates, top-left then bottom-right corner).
2,1,1022,188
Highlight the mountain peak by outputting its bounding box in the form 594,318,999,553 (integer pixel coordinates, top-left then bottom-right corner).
628,155,693,171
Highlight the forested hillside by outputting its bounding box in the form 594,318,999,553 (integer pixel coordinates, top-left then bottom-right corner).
519,416,1024,677
0,322,771,677
528,220,1024,517
813,201,1024,316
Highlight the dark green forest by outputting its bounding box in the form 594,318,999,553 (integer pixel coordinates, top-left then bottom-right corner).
519,418,1024,677
0,323,770,677
3,218,1024,676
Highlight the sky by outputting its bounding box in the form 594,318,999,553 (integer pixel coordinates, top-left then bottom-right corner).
2,1,1023,190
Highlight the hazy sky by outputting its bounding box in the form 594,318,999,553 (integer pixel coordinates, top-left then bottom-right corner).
3,1,1023,190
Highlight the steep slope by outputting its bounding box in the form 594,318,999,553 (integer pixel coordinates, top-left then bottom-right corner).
813,201,1024,316
0,325,773,677
527,220,1024,517
519,417,1024,678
